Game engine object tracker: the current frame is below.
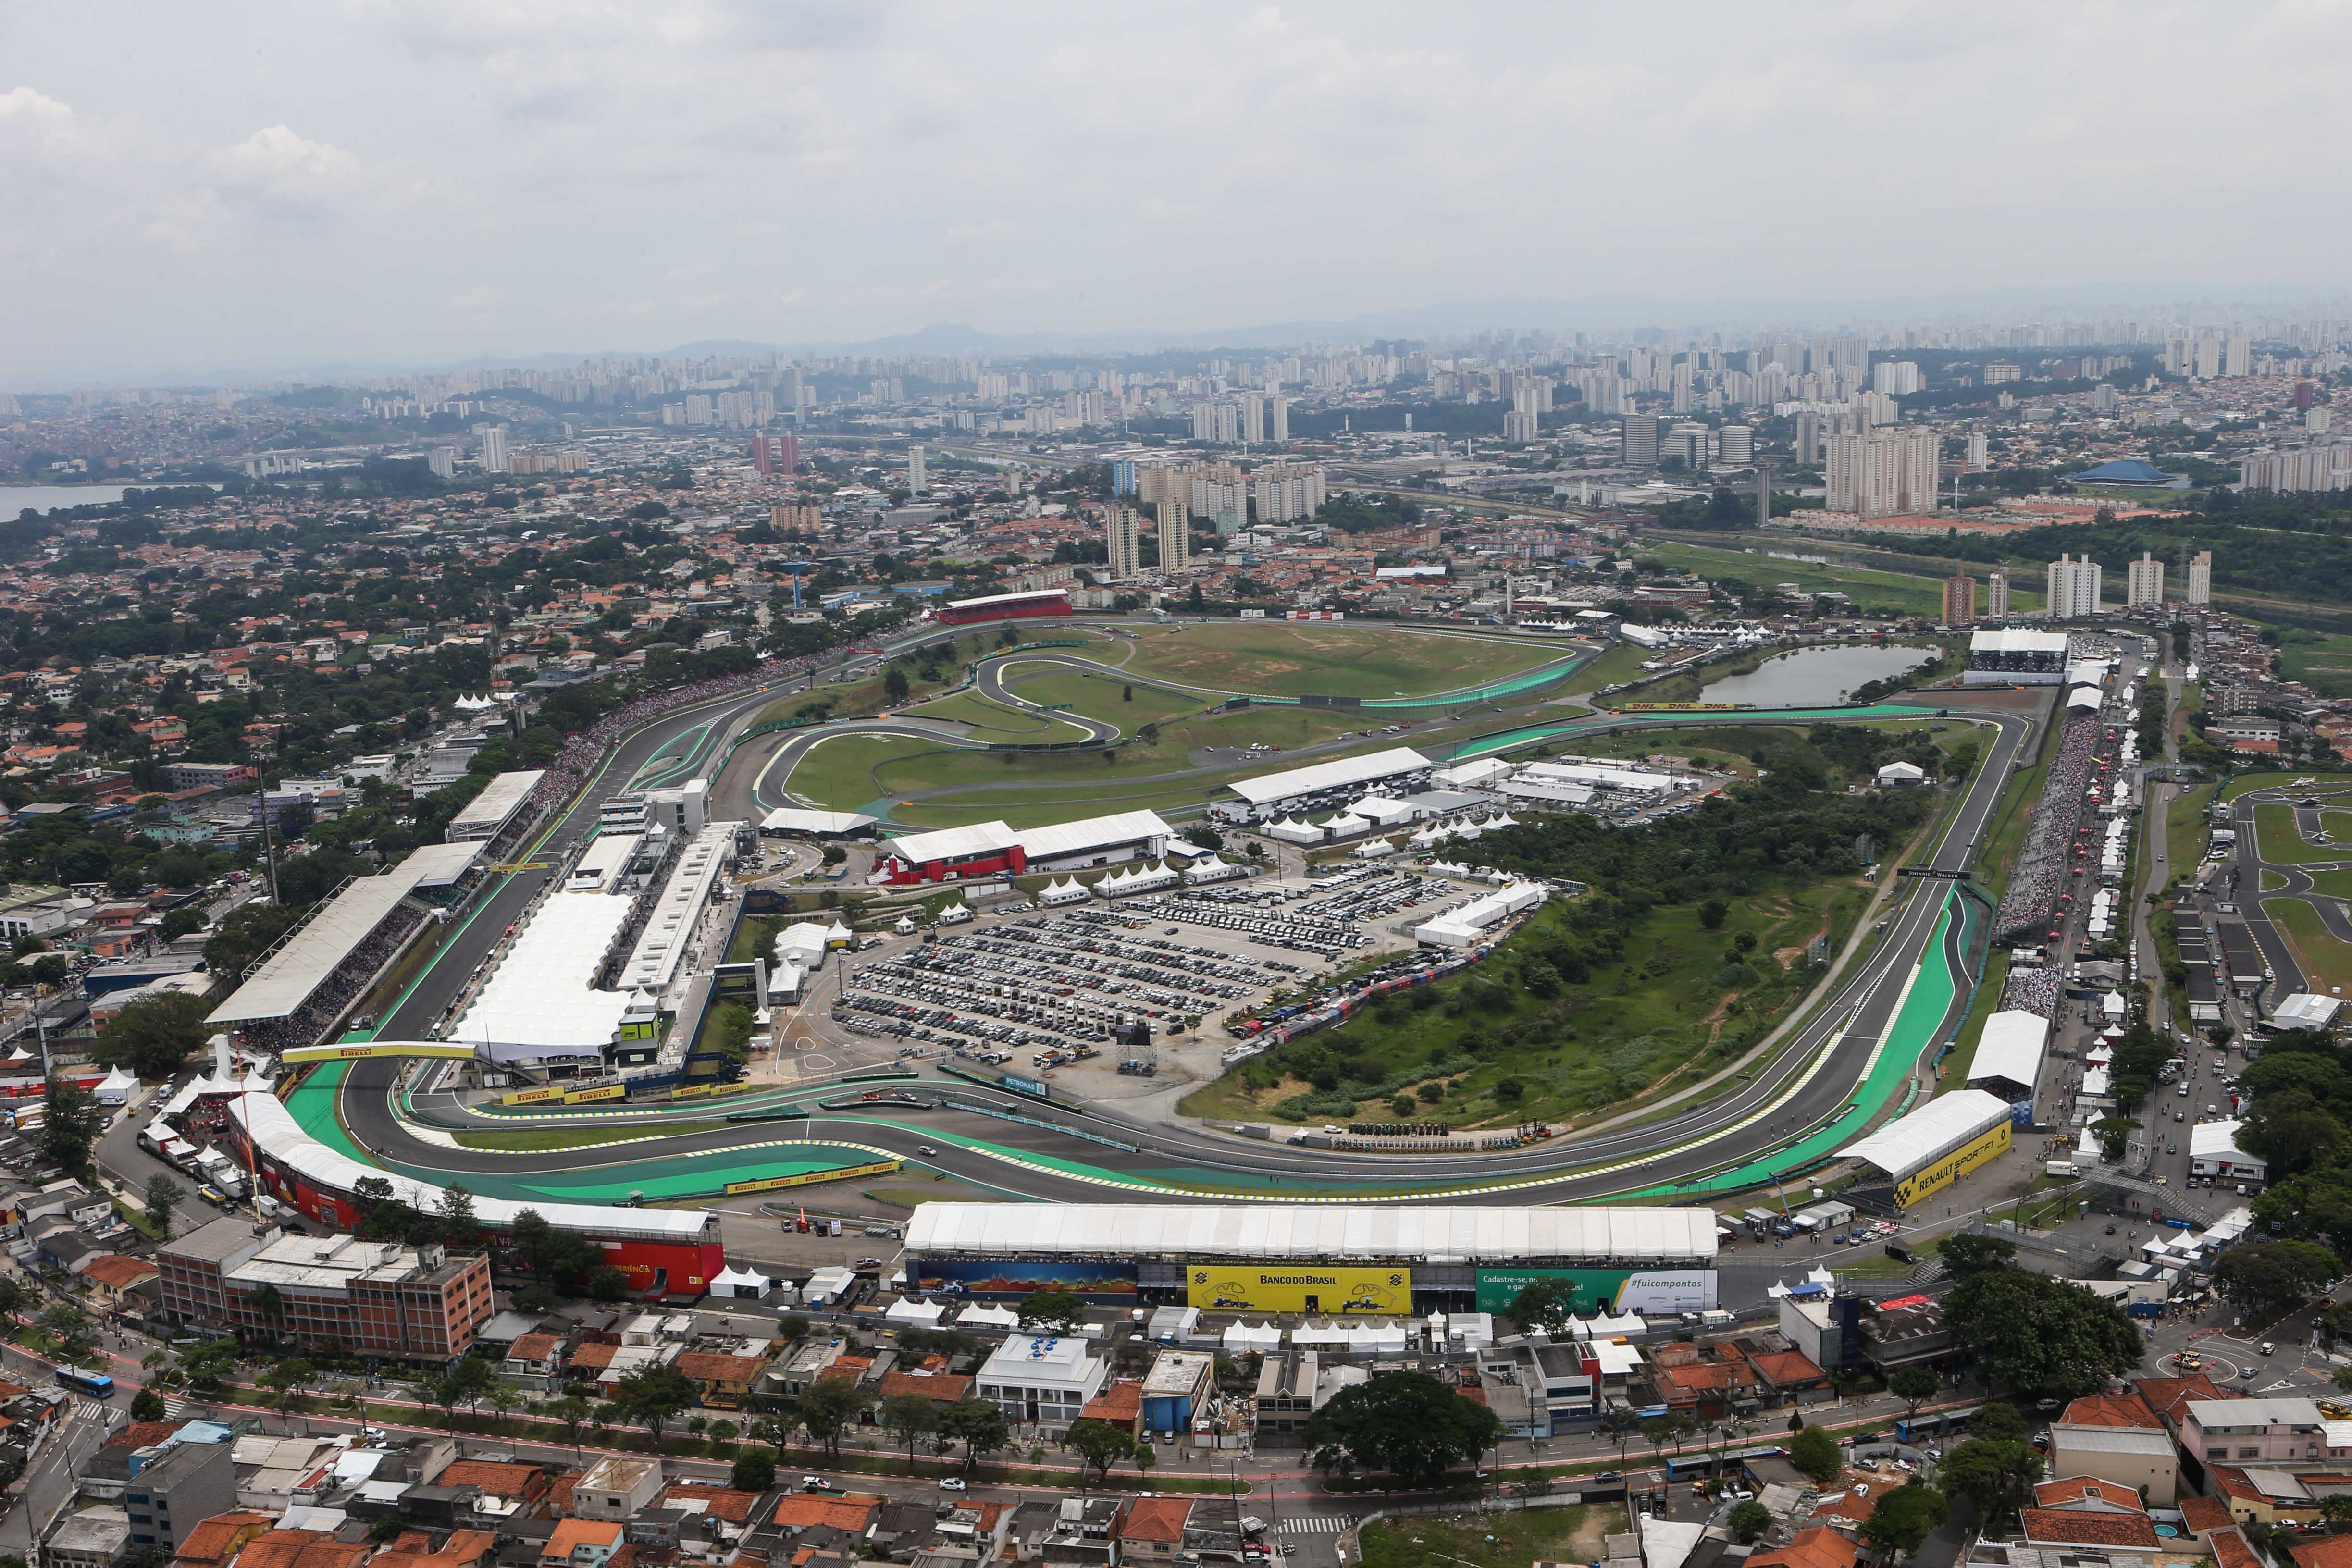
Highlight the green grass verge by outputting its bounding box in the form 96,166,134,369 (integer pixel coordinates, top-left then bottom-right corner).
1360,1504,1616,1568
2302,869,2352,899
1110,621,1565,699
2166,782,2216,888
2263,870,2289,892
2274,626,2352,700
894,689,1065,736
994,664,1202,732
2263,898,2352,994
451,1122,724,1151
2255,802,2344,864
1639,540,2050,618
1179,880,1862,1130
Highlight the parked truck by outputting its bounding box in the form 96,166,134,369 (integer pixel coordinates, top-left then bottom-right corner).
1791,1201,1856,1233
194,1148,249,1198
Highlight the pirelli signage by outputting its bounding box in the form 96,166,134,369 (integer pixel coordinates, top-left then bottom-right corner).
722,1159,900,1196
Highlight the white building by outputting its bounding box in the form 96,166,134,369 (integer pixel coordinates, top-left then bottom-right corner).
2126,551,2165,609
1826,426,1938,518
2046,554,2103,620
907,444,926,494
977,1334,1108,1433
1987,569,2011,619
1105,504,1142,580
479,426,509,474
2188,550,2212,606
1158,498,1191,574
2188,1121,2265,1185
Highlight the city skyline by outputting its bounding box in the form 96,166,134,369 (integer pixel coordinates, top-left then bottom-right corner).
8,2,2352,382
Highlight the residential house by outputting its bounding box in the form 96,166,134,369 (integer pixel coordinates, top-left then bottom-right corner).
541,1519,625,1568
1113,1497,1191,1565
571,1456,663,1521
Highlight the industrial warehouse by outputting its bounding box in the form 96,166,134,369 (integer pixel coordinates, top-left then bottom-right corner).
902,1203,1721,1315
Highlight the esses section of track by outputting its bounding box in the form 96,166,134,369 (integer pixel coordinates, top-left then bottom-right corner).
327,658,2040,1208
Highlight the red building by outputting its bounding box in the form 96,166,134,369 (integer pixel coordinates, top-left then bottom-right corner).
927,588,1071,626
875,821,1026,885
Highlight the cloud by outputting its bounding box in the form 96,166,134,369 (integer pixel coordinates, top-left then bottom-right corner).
206,125,362,219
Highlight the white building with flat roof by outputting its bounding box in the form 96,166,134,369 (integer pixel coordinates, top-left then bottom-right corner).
977,1334,1107,1433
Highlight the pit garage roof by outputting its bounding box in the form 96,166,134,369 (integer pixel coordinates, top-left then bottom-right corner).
2271,993,2344,1031
1840,1089,2013,1182
1966,1010,2051,1095
879,821,1019,867
1226,747,1432,808
905,1202,1717,1264
228,1089,713,1242
449,888,636,1051
402,840,487,888
1016,809,1175,863
208,859,436,1025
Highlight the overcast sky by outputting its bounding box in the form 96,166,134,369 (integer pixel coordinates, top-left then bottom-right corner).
6,1,2348,383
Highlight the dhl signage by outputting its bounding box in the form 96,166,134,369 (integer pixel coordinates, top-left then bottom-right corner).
721,1159,900,1196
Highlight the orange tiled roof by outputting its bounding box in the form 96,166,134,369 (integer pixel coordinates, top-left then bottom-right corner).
2182,1497,2235,1537
1118,1497,1192,1544
2034,1477,2145,1510
766,1498,877,1534
2021,1509,2161,1549
439,1460,546,1497
1746,1527,1859,1568
172,1512,276,1568
2290,1533,2352,1568
2059,1391,2162,1429
81,1254,158,1288
545,1520,626,1560
663,1482,761,1523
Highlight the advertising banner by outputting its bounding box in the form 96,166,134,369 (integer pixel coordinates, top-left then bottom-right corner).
721,1159,899,1196
1473,1268,1719,1316
1895,1119,2011,1206
284,1042,477,1063
915,1259,1140,1298
499,1083,627,1107
1185,1265,1411,1315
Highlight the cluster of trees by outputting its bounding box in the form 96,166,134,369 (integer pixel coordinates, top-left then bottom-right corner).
1938,1235,2144,1396
1302,1370,1504,1488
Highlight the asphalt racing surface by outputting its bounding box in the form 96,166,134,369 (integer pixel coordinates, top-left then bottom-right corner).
324,650,2045,1209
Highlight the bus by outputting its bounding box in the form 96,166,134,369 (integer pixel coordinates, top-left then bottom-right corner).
55,1367,113,1398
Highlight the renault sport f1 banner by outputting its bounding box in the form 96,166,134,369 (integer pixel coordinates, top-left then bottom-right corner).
1473,1268,1719,1316
1186,1266,1411,1315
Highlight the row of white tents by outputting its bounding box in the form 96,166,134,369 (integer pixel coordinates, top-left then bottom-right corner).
1033,855,1251,905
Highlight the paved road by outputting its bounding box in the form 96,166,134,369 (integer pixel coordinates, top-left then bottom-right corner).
332,689,2043,1208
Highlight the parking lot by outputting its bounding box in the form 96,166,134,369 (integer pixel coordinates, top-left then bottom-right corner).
828,866,1449,1078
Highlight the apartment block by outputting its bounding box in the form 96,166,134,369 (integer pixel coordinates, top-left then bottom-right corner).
158,1217,493,1364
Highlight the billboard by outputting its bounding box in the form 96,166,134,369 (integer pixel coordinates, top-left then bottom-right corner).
500,1083,627,1107
1473,1268,1720,1316
1618,703,1740,713
721,1159,899,1196
915,1259,1139,1299
1895,1119,2011,1206
283,1041,477,1063
1185,1265,1411,1315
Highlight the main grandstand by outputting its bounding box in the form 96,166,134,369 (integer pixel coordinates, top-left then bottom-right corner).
904,1202,1717,1309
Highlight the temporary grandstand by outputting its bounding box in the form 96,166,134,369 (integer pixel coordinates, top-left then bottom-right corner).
905,1202,1716,1267
1965,629,2072,686
208,854,446,1040
1965,1010,2051,1103
445,769,546,843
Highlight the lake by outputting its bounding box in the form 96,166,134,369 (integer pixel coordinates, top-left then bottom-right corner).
3,484,139,514
1698,642,1941,707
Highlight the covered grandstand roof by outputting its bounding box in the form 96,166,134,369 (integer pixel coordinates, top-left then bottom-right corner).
761,807,877,836
1226,747,1432,808
207,858,436,1025
1966,1010,2050,1096
904,1203,1716,1264
446,769,545,838
228,1089,713,1241
403,840,487,888
1969,630,2072,656
448,887,636,1053
1841,1089,2013,1182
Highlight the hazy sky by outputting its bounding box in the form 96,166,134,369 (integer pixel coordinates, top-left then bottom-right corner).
5,1,2348,382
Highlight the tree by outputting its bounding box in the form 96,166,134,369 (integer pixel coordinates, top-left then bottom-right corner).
1889,1366,1939,1420
434,1357,495,1429
39,1075,103,1177
2213,1240,2340,1321
732,1449,776,1493
1504,1278,1579,1335
798,1379,863,1457
939,1397,1010,1472
143,1173,186,1239
551,1395,591,1456
179,1338,238,1393
246,1283,286,1342
1061,1418,1138,1486
1942,1265,2142,1397
1015,1289,1086,1333
1789,1423,1842,1483
1859,1482,1949,1563
93,991,211,1078
438,1184,480,1251
1726,1500,1772,1544
1936,1233,2018,1278
1698,899,1728,929
884,666,911,703
128,1387,167,1423
1940,1436,2043,1527
881,1393,940,1469
2320,1495,2352,1529
1301,1371,1504,1490
613,1363,696,1442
